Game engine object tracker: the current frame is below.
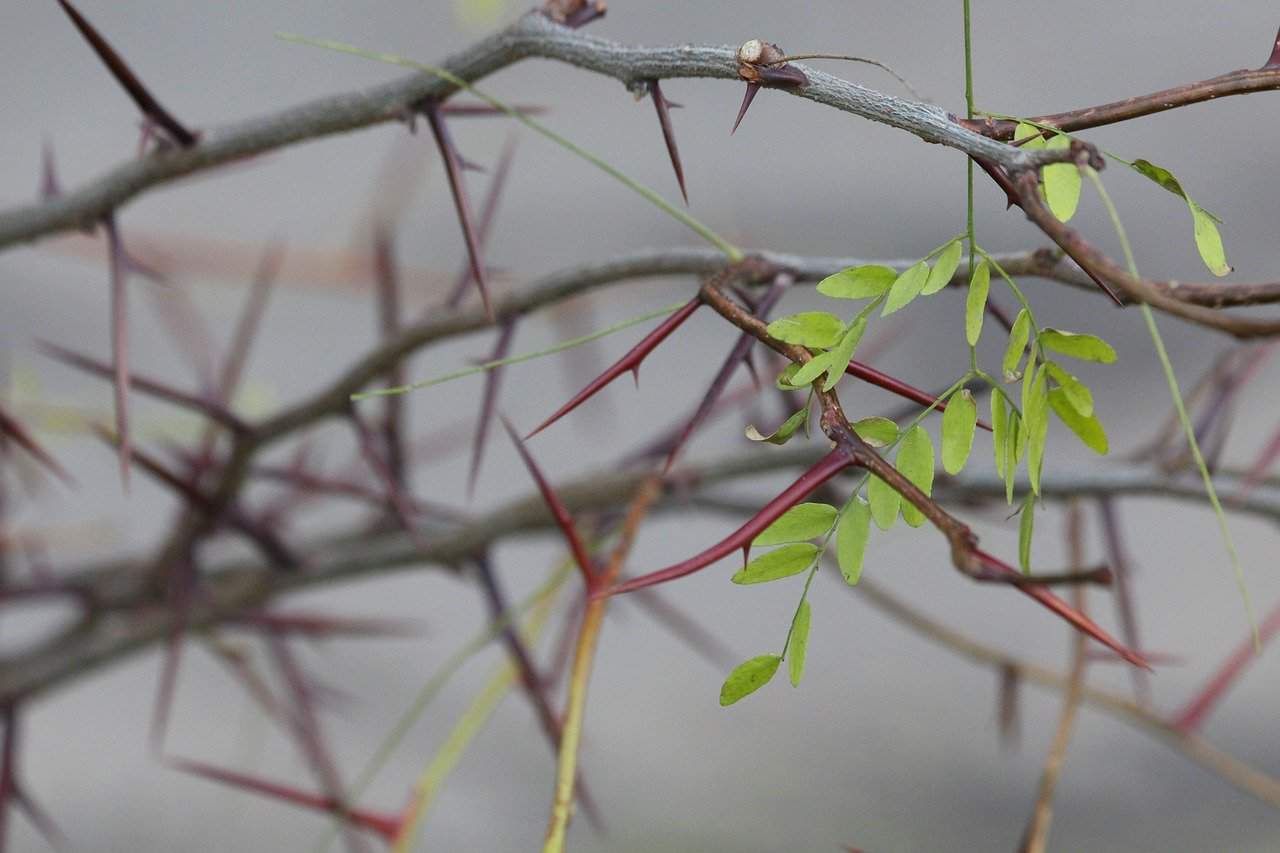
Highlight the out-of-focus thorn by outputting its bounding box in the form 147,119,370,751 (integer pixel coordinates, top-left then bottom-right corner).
1171,597,1280,733
544,0,607,28
38,139,61,200
440,103,547,118
446,135,517,310
150,559,195,752
997,663,1021,748
731,82,761,135
467,319,516,499
647,80,688,204
372,229,407,486
104,215,131,488
525,296,703,438
0,404,73,485
845,361,992,431
218,241,285,403
236,610,421,640
1098,497,1150,706
424,104,493,320
52,0,197,147
1263,23,1280,68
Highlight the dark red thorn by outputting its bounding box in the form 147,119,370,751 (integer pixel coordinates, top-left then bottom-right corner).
647,81,688,204
52,0,196,147
663,276,791,472
971,548,1150,670
38,139,61,200
731,82,761,135
628,588,736,668
607,448,854,597
424,105,493,321
467,320,516,500
996,663,1021,747
1085,649,1183,666
219,241,284,403
206,642,284,722
372,230,407,486
236,610,420,640
150,559,195,751
1237,418,1280,499
1098,497,1150,706
140,279,218,394
446,135,517,310
168,758,403,844
501,417,597,588
103,216,131,488
1172,597,1280,733
347,411,429,552
40,342,248,433
440,103,547,117
1264,23,1280,69
526,296,703,439
0,404,73,485
845,361,993,432
971,155,1022,210
561,0,607,28
756,64,810,88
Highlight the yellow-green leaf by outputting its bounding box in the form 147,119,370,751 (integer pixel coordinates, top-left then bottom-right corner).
837,498,872,585
897,425,934,527
1002,309,1031,382
731,543,818,584
868,474,900,531
922,240,963,295
1048,387,1109,454
788,601,811,687
1024,368,1050,495
720,655,781,706
1018,493,1035,573
991,391,1008,479
965,260,990,347
852,416,899,448
753,503,837,547
1014,122,1046,148
1039,329,1117,364
1044,361,1093,417
882,261,931,317
1042,134,1081,222
790,351,836,386
767,312,846,348
816,265,898,299
941,389,978,475
823,317,868,391
746,406,809,445
1128,158,1231,277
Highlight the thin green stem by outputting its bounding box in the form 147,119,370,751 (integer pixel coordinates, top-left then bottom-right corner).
277,34,743,261
1084,167,1257,644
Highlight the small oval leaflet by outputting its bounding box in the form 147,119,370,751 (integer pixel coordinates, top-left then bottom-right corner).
1045,362,1093,417
767,312,846,348
1003,309,1031,381
837,497,872,585
897,425,934,527
868,473,900,531
1043,133,1081,222
745,405,809,445
788,600,811,687
941,389,978,475
823,317,868,391
720,654,782,706
790,351,836,386
1049,387,1108,454
852,416,899,447
922,240,963,296
752,502,837,547
731,543,818,584
965,260,991,347
882,260,931,317
1018,493,1035,573
1039,329,1117,364
816,264,898,299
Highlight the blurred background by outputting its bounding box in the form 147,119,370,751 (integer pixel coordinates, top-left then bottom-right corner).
2,1,1279,850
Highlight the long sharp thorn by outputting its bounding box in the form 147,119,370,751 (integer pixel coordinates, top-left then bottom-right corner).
731,82,761,135
372,229,407,485
168,758,403,844
218,241,284,403
608,448,853,596
446,134,517,309
150,559,195,751
104,216,131,487
424,105,493,320
53,0,196,147
440,103,547,117
526,296,703,439
500,417,596,587
11,783,63,850
648,81,687,204
845,361,993,431
1264,23,1280,69
39,139,61,200
1098,498,1150,706
972,548,1150,669
0,405,72,485
468,319,516,499
1172,597,1280,732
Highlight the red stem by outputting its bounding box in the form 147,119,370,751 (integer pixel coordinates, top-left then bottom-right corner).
1172,598,1280,732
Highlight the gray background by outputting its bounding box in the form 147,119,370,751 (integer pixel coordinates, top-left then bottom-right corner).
2,1,1279,850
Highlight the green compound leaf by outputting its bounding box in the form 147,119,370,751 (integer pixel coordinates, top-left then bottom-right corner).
753,503,837,547
720,655,782,706
1003,309,1032,382
897,425,935,527
731,543,818,585
767,312,846,348
788,601,811,687
991,391,1008,479
816,264,898,299
1128,158,1231,276
965,260,991,347
790,351,837,386
1038,329,1117,364
746,405,809,445
941,388,978,475
852,416,899,448
882,261,931,317
1048,387,1109,454
922,240,963,295
1044,361,1094,417
1018,493,1035,573
1043,134,1081,222
868,474,901,531
1005,413,1021,505
823,317,868,391
1024,367,1050,495
837,497,872,585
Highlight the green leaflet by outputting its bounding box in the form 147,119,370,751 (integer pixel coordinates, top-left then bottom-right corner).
922,240,963,295
1002,309,1031,382
1048,387,1109,454
897,425,935,528
852,417,899,448
788,601,811,687
1128,158,1231,276
731,543,818,584
1044,361,1093,417
991,391,1008,479
1039,329,1117,364
1014,122,1045,148
753,503,837,547
882,261,931,317
767,312,846,348
941,389,977,475
791,352,837,386
837,498,872,585
867,474,901,531
1005,413,1021,504
720,655,782,706
1024,367,1050,495
1043,134,1082,222
823,317,868,391
1018,493,1035,573
965,260,991,347
746,405,809,445
816,264,898,299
